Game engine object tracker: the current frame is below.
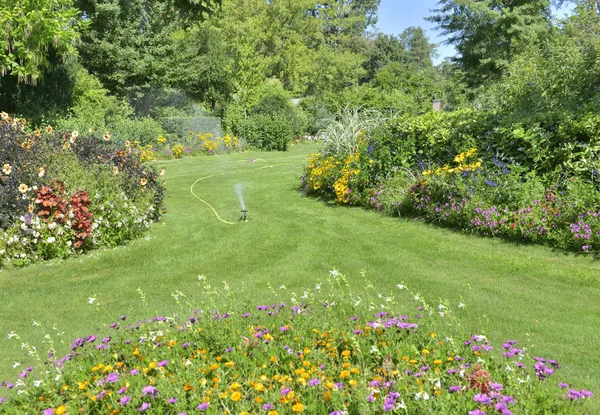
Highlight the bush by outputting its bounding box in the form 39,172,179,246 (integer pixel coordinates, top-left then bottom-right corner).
239,114,293,151
0,113,165,267
0,271,594,414
161,117,223,145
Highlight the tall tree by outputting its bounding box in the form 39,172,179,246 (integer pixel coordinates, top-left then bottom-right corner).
401,26,435,69
428,0,552,86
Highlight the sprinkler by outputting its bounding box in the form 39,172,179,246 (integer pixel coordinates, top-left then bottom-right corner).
238,209,248,222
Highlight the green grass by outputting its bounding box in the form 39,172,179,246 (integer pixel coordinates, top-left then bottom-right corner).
1,144,599,406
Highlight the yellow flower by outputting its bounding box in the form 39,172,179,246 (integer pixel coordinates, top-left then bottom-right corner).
103,131,111,141
38,167,45,177
2,164,11,175
140,178,147,186
56,405,67,414
159,168,166,176
268,411,279,415
292,402,305,412
18,183,29,194
45,126,53,133
434,359,443,365
231,391,242,402
70,130,79,143
125,140,131,147
340,370,350,379
422,349,430,356
157,136,167,143
149,362,157,369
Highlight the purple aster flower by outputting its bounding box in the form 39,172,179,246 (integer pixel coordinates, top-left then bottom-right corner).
157,360,168,367
448,386,461,393
367,394,376,402
86,335,97,343
281,388,291,395
263,403,274,410
118,386,128,394
43,409,54,415
130,369,139,375
106,373,119,383
567,389,583,400
197,402,210,411
369,380,381,387
559,382,569,388
120,315,127,320
96,390,107,400
138,402,151,412
142,385,158,398
120,396,131,405
0,397,4,404
501,396,515,404
350,316,360,321
168,398,178,404
473,393,492,405
581,390,594,398
490,382,503,391
279,326,289,331
334,382,344,390
308,378,321,386
330,411,344,415
182,342,191,349
383,401,395,411
242,313,251,318
102,336,111,343
469,410,486,415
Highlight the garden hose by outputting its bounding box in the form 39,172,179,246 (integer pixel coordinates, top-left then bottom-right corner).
189,163,287,225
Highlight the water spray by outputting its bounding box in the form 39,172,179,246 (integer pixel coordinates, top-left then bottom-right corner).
238,209,248,222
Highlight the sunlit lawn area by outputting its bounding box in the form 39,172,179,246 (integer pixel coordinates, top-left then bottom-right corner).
0,144,599,409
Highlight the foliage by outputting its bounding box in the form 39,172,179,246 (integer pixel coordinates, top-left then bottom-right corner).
0,113,165,267
238,114,293,152
428,0,553,87
0,0,85,83
162,117,223,145
0,271,594,414
319,107,383,157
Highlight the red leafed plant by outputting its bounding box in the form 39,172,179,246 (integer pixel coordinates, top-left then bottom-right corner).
69,191,93,248
34,182,94,249
466,365,492,394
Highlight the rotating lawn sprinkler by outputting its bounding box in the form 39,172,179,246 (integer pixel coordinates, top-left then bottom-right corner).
238,208,248,222
235,183,248,222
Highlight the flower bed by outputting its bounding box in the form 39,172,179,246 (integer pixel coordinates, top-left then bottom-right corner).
0,272,593,414
0,112,165,267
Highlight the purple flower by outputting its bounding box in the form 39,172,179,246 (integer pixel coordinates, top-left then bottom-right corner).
281,388,291,395
263,403,274,410
581,390,594,398
130,369,139,375
367,394,376,402
96,390,107,400
168,398,178,404
120,396,131,405
448,386,461,393
330,412,344,415
469,410,486,415
138,402,151,412
473,394,492,405
43,409,54,415
501,395,515,404
490,382,503,391
559,382,569,388
0,397,4,404
142,385,158,398
308,378,321,386
182,342,191,349
197,402,210,411
567,389,583,400
118,386,128,394
157,360,168,367
107,373,119,383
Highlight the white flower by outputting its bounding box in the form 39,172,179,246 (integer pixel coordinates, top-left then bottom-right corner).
32,321,39,327
370,345,380,354
329,269,339,277
8,332,17,340
33,380,42,387
473,335,486,342
439,312,445,317
46,237,56,244
315,284,320,290
415,391,430,400
458,302,465,308
12,361,20,368
88,297,96,304
396,284,406,290
197,275,205,281
280,284,286,289
438,304,446,311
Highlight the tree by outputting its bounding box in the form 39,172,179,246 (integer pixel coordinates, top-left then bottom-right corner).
428,0,552,86
362,33,406,83
0,0,85,84
401,26,436,69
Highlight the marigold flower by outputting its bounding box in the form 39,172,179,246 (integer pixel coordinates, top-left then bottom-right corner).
292,402,305,412
230,391,241,402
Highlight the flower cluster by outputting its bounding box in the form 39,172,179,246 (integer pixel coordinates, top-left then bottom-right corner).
0,112,165,267
423,148,482,177
0,272,593,414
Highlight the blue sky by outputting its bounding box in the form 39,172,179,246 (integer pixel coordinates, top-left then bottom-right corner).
376,0,576,65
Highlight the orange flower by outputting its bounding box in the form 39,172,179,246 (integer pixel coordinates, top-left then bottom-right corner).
231,391,241,402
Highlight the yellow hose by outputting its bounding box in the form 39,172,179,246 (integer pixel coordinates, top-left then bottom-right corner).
189,163,287,225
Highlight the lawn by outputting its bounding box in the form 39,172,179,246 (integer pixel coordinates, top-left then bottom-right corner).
0,144,599,407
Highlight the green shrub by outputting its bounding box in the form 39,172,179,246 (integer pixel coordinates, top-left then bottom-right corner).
161,117,223,144
239,114,293,151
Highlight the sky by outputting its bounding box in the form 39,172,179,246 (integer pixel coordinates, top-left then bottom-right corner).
376,0,576,65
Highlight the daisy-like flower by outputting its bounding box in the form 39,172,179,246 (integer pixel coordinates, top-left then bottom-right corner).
0,111,8,120
103,131,111,141
2,164,11,175
125,140,131,147
70,130,79,143
18,184,29,194
34,129,41,137
140,178,147,186
38,167,45,178
159,168,166,176
45,126,53,133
